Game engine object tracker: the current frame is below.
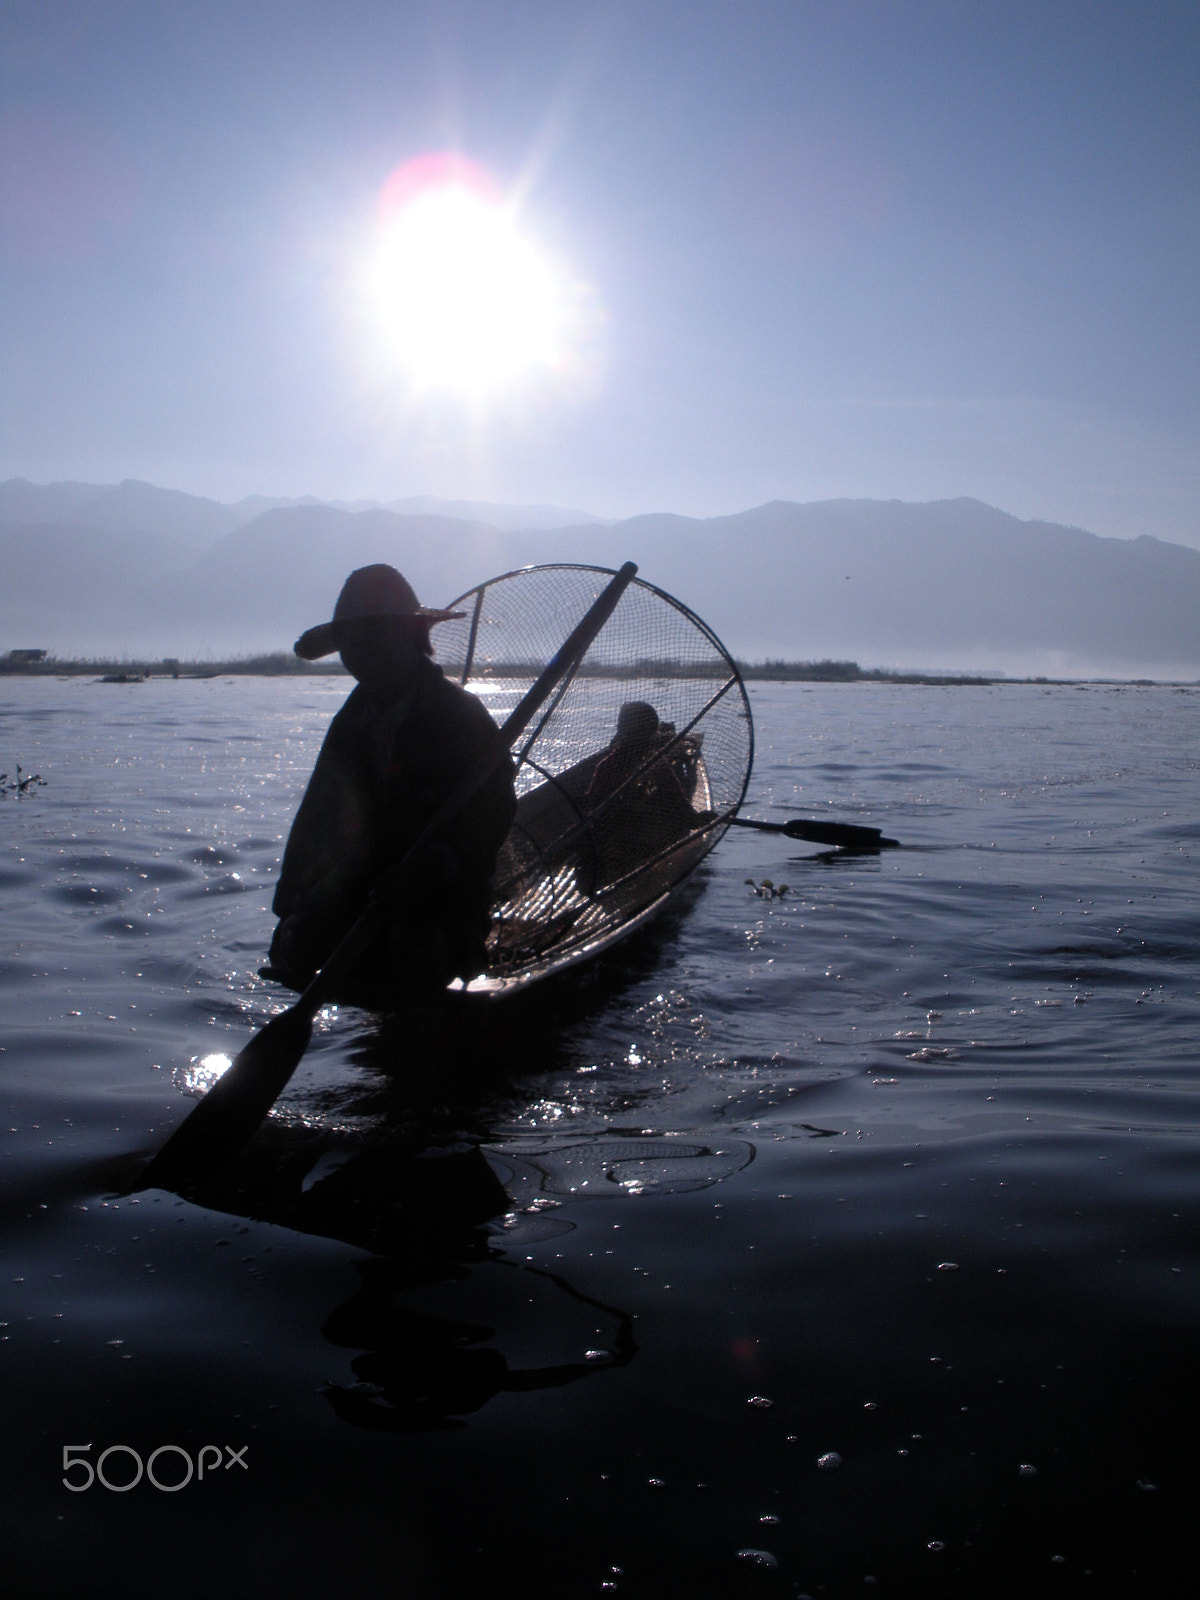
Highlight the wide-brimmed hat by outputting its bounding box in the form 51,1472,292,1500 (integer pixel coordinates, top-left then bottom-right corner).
294,565,464,660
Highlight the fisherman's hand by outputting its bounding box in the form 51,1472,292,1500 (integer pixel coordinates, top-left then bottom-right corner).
267,913,317,988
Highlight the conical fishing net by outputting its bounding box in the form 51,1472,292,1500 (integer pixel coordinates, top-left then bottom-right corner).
435,564,754,992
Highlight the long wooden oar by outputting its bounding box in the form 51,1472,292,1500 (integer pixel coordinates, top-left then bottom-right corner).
132,562,639,1193
729,815,900,849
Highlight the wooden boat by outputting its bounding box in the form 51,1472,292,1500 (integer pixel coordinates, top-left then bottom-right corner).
468,732,721,993
436,563,755,998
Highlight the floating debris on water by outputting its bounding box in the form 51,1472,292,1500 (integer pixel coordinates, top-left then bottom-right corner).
735,1548,779,1569
745,877,789,899
0,764,46,796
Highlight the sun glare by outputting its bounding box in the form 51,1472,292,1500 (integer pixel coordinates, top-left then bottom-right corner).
366,154,575,396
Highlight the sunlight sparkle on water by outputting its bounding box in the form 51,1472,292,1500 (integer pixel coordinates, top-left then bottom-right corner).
183,1053,233,1095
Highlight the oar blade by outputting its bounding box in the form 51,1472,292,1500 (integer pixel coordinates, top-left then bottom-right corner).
130,1006,313,1192
780,819,899,849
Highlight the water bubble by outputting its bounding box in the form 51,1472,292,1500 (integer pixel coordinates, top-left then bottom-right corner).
816,1451,842,1471
735,1549,778,1569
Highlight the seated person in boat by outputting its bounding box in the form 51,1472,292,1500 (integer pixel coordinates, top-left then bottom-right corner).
585,700,713,884
266,565,517,996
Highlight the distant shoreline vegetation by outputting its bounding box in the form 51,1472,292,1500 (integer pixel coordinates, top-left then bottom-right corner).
0,651,343,680
739,659,995,686
0,650,1185,686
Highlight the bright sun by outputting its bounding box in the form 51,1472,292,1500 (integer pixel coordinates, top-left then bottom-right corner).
366,154,572,396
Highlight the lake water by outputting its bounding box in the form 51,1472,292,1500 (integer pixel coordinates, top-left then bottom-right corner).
2,675,1198,1599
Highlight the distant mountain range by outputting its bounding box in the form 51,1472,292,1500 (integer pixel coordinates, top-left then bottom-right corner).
0,478,602,544
2,478,1198,677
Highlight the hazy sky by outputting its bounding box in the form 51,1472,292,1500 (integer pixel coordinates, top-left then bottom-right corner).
2,1,1198,543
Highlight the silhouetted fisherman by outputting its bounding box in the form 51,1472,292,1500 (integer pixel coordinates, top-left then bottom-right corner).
266,565,516,997
586,700,713,884
587,701,665,802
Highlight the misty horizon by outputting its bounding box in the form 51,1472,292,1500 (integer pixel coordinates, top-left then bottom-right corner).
3,475,1199,681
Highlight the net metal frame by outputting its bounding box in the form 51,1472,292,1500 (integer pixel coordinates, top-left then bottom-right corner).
435,564,755,992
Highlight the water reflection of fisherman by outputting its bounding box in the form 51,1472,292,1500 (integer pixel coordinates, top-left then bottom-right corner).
585,700,713,881
266,565,517,997
176,1124,636,1435
324,1255,636,1433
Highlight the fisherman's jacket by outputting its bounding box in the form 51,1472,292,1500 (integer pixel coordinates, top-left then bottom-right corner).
270,656,517,991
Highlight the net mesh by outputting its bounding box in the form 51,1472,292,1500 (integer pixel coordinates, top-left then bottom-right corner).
435,565,754,992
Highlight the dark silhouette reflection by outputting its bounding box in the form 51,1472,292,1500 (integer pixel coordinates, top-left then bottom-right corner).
143,904,716,1430
322,1256,636,1433
122,879,729,1429
177,1123,511,1255
168,1125,637,1433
